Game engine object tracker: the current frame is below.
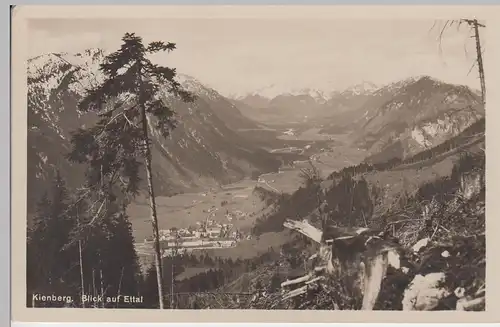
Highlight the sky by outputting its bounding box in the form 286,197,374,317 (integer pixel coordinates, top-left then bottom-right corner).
27,18,481,97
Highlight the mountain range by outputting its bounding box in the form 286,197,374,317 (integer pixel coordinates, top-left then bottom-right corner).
231,81,380,123
234,75,483,163
27,48,484,216
333,76,483,163
27,49,299,212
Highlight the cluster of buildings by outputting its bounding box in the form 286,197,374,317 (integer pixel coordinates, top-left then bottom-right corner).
138,204,255,258
139,217,253,257
153,220,245,256
157,220,241,243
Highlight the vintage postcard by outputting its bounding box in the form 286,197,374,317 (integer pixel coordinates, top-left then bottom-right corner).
10,4,500,323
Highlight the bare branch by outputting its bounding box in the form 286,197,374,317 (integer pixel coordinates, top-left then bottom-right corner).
281,273,314,288
123,112,136,127
467,60,478,76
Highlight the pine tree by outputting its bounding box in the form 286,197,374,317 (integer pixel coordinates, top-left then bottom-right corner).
27,171,80,307
95,202,142,307
68,33,194,309
27,192,52,306
142,264,162,308
67,195,143,308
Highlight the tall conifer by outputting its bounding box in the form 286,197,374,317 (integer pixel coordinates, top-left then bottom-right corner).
68,33,194,308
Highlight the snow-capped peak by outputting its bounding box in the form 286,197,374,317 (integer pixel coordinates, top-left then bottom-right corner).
233,87,331,104
28,49,221,103
372,75,447,97
28,48,107,97
341,81,379,96
289,88,328,102
232,80,340,102
175,73,221,101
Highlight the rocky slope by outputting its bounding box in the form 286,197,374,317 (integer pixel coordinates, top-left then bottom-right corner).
234,76,483,157
176,74,265,132
251,114,485,243
213,117,486,311
355,76,484,163
27,49,291,212
308,77,483,156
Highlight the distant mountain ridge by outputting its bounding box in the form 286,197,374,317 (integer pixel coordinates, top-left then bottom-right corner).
27,48,484,216
352,76,483,163
232,74,483,166
27,49,295,212
231,81,380,122
233,80,379,102
233,76,481,127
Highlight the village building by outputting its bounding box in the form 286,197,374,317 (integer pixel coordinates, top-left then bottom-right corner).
206,226,222,238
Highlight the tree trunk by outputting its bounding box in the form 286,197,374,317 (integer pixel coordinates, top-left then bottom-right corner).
100,265,104,308
171,236,179,309
140,101,165,309
92,268,97,308
78,239,85,308
171,258,174,308
472,20,486,105
116,266,124,308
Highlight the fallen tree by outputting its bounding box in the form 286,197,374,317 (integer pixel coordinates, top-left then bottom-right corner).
280,218,485,311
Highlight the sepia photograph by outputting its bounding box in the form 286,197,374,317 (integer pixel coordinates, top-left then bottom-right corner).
10,5,497,323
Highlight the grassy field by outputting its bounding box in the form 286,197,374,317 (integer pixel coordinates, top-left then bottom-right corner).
175,267,213,282
313,146,368,173
136,230,293,273
130,126,371,269
363,139,483,212
130,164,304,269
129,137,369,241
256,143,368,194
277,127,338,141
128,178,270,242
257,169,304,194
198,230,292,260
